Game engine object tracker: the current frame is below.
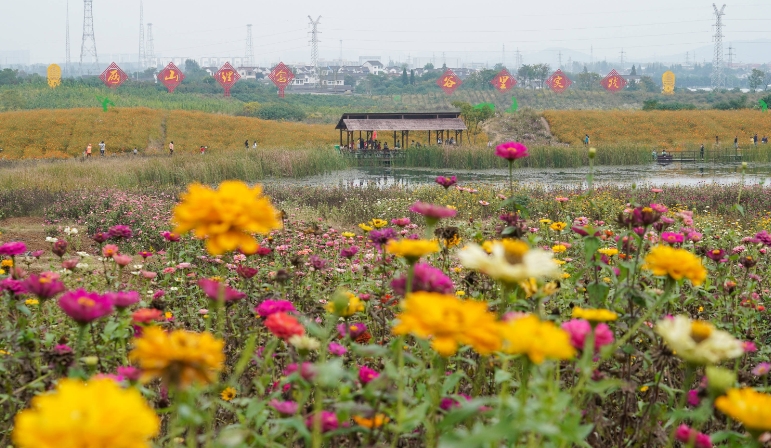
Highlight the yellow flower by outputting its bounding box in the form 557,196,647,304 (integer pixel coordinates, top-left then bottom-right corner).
25,299,39,306
353,414,389,429
539,218,553,225
385,239,440,263
499,315,576,364
643,245,707,286
165,311,173,319
597,248,619,257
553,259,566,265
12,378,159,448
172,181,282,255
0,349,10,355
551,244,567,254
358,223,373,233
342,232,355,238
455,290,465,297
326,291,364,317
458,241,561,286
561,272,571,279
655,315,744,365
542,281,560,296
1,259,13,268
572,307,618,322
129,326,225,389
549,222,567,232
481,241,494,254
716,388,771,433
220,387,237,401
392,292,501,357
445,234,462,248
446,205,457,210
0,269,5,275
639,385,649,392
519,277,538,298
370,219,388,228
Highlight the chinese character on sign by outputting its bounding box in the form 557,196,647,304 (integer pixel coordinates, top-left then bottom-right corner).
490,69,516,93
546,70,572,93
158,63,185,93
436,69,462,95
268,62,295,98
601,69,627,92
214,62,241,97
99,62,128,89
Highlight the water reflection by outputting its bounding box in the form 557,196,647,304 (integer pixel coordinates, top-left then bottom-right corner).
264,162,771,189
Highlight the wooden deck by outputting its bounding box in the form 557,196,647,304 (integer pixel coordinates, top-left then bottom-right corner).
655,150,744,164
337,147,407,165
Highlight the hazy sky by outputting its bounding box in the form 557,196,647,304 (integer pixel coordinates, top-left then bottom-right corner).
2,0,771,66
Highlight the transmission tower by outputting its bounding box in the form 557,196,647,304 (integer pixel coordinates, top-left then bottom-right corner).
558,51,562,69
711,3,726,90
138,1,145,72
66,0,71,76
245,24,254,66
79,0,99,76
308,15,321,87
146,23,155,69
619,49,626,67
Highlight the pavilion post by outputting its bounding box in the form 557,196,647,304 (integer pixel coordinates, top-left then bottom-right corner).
393,131,396,149
339,129,343,147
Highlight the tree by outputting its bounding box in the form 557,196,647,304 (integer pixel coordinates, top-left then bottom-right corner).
401,68,408,85
748,69,766,91
639,76,658,92
184,59,209,82
0,68,19,86
409,70,415,85
576,66,601,91
451,100,494,144
630,65,637,76
0,90,25,110
424,63,434,70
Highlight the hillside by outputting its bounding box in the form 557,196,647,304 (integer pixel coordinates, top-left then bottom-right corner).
0,108,336,159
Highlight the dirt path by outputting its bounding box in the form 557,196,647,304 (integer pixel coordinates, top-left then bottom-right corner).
0,217,49,250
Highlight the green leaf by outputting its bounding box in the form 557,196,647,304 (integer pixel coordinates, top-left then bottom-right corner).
583,237,601,263
494,369,512,384
586,282,610,306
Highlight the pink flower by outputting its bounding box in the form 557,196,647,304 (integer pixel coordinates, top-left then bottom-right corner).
104,291,140,309
23,272,65,300
305,411,338,433
285,362,316,381
651,188,663,193
391,218,411,227
269,399,298,415
674,425,712,448
494,141,529,160
661,232,684,244
162,267,176,274
561,319,615,352
255,300,296,317
743,341,758,353
102,244,119,258
409,202,457,221
687,389,701,407
236,265,258,279
140,270,157,279
358,365,380,384
58,289,114,324
329,342,347,356
752,362,771,376
62,258,80,270
116,366,142,382
435,175,458,189
0,241,27,256
555,197,569,203
176,262,192,269
198,279,246,302
108,225,133,239
113,254,133,266
161,231,180,242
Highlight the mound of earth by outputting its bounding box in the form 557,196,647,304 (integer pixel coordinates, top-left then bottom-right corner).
482,110,568,147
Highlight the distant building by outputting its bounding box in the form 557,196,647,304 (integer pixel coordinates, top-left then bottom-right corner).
361,61,384,75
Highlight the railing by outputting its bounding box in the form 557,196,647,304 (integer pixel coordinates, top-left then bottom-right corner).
653,149,748,163
337,147,407,164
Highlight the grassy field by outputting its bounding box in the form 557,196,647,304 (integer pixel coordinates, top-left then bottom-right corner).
544,110,771,148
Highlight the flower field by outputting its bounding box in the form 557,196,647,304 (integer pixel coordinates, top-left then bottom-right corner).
544,110,771,148
3,144,771,447
0,108,336,159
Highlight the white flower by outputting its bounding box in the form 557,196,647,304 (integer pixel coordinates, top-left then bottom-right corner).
458,241,561,285
75,263,89,270
655,315,744,365
133,264,144,270
76,251,90,257
288,335,321,352
130,271,140,276
64,227,78,235
45,237,58,243
169,287,178,291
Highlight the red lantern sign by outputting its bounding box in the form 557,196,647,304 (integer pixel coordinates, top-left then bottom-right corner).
490,69,516,93
436,69,462,95
215,62,241,97
601,69,627,92
99,62,128,89
158,63,185,93
268,62,295,98
546,70,572,93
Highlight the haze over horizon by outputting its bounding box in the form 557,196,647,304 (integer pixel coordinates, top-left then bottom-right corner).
2,0,771,67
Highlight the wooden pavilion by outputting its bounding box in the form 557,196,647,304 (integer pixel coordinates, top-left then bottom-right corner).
335,112,468,149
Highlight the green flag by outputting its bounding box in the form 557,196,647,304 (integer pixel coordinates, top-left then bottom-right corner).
507,97,518,113
760,99,768,112
96,95,115,112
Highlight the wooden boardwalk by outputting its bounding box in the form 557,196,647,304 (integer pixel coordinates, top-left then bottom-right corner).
337,147,407,166
655,150,744,164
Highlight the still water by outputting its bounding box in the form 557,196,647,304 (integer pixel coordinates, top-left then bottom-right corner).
265,162,771,189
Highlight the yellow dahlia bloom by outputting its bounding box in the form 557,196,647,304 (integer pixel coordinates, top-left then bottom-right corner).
655,316,744,365
220,387,237,401
458,240,561,286
353,414,389,428
572,307,618,323
597,248,619,257
716,388,771,433
392,292,501,356
549,222,567,232
358,223,373,233
326,291,365,317
643,245,707,286
551,244,567,254
12,378,159,448
172,181,282,255
341,232,355,238
499,315,576,364
129,326,225,389
385,239,440,263
370,219,388,228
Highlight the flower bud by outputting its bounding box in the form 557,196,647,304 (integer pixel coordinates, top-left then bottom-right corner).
82,356,99,366
588,147,597,159
706,366,736,397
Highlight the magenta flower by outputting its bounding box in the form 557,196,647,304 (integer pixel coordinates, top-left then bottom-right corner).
755,230,771,246
0,241,27,256
105,290,140,309
309,255,329,271
752,362,771,376
0,278,27,296
58,289,114,324
198,279,246,302
409,202,457,224
435,175,458,189
284,362,316,381
108,225,133,239
743,341,758,353
117,366,142,381
561,319,615,352
391,263,454,297
494,142,529,160
138,251,153,259
269,399,298,415
440,394,471,411
255,300,296,317
328,342,347,356
358,365,380,384
91,232,110,244
236,265,258,279
674,425,712,448
257,247,273,256
23,272,65,300
161,231,180,242
391,217,411,227
661,232,684,244
687,389,701,407
305,411,339,433
368,228,397,249
337,322,368,340
340,246,359,259
52,240,68,257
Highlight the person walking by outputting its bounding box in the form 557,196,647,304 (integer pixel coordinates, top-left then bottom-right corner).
133,147,138,156
200,145,206,155
754,134,758,146
734,136,739,150
169,141,174,156
86,143,92,158
245,140,249,149
99,141,105,157
651,150,657,160
584,134,590,146
700,143,705,161
252,141,257,149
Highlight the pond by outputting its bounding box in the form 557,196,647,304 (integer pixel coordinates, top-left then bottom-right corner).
265,162,771,189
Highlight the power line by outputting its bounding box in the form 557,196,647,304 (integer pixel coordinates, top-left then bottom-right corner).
79,0,99,76
308,15,321,87
146,23,154,68
65,0,71,76
712,3,726,90
139,1,145,71
245,24,254,66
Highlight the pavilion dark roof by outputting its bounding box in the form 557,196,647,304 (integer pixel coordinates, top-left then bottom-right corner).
335,112,467,132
